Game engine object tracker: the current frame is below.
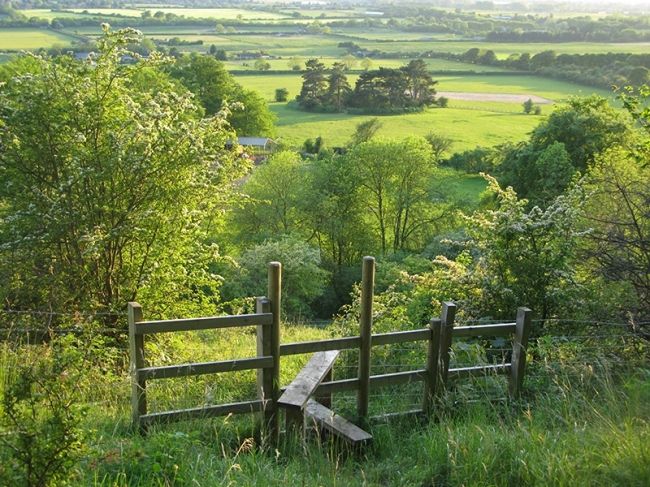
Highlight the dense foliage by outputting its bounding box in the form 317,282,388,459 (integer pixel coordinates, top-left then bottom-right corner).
0,28,248,318
297,59,438,114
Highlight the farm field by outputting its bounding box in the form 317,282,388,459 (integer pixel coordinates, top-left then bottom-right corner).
235,71,613,149
266,103,543,150
225,57,508,73
353,39,650,57
20,9,91,20
235,72,609,103
140,8,290,20
0,28,73,50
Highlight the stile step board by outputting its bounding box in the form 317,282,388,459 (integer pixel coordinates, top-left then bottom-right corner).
278,350,340,410
306,399,373,445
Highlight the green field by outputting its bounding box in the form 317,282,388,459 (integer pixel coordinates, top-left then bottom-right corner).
353,39,650,57
0,28,73,50
234,71,613,149
138,8,290,20
68,8,144,17
225,57,507,73
20,9,90,20
235,73,609,103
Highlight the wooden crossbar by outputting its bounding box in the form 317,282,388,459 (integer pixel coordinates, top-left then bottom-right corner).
138,356,274,380
135,313,273,335
305,399,372,446
278,350,340,411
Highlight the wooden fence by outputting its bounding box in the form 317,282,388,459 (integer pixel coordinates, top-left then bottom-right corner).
129,257,532,437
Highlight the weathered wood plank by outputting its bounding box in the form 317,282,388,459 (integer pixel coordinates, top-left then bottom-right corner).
438,302,457,389
372,328,431,346
509,307,532,398
313,369,428,396
278,350,340,410
128,302,146,432
369,369,428,388
448,363,511,380
267,263,282,443
135,313,273,335
358,256,375,420
280,336,360,356
138,356,274,381
423,318,442,414
306,399,372,445
279,329,430,357
452,323,516,337
256,297,275,442
140,400,265,427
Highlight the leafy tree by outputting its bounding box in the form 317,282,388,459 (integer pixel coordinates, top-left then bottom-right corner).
169,53,275,136
582,137,650,319
342,54,357,71
425,132,453,161
228,88,276,136
326,62,351,111
464,176,584,320
349,118,383,146
500,96,633,204
400,59,437,106
253,59,271,71
232,151,308,244
230,237,330,319
287,56,303,71
275,87,289,102
523,98,534,114
360,57,373,71
349,137,441,254
297,58,327,110
0,28,247,316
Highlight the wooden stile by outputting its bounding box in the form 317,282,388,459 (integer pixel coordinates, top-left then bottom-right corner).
357,256,375,420
128,302,146,432
509,307,532,398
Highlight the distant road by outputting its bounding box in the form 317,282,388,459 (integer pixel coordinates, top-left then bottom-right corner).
438,91,554,104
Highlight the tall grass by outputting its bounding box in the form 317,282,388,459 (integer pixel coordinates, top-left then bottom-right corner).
1,323,648,486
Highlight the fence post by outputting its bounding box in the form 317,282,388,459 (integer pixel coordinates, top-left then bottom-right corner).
509,307,532,398
267,262,282,443
438,302,457,392
256,296,275,440
423,318,442,414
357,256,375,421
128,302,146,433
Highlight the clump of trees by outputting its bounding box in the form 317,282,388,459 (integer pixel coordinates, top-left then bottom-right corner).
297,59,438,114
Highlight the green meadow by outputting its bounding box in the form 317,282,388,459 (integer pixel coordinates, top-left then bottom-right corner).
0,28,73,50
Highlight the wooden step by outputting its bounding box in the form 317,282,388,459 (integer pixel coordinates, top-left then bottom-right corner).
278,350,340,411
305,399,373,446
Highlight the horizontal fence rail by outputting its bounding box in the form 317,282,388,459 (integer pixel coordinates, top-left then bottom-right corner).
138,356,274,381
134,312,273,335
139,399,267,427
